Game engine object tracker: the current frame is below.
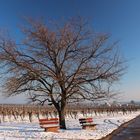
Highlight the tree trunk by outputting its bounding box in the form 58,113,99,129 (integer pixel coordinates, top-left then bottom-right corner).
58,108,66,129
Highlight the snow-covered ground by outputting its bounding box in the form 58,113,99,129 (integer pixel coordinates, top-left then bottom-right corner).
0,111,139,140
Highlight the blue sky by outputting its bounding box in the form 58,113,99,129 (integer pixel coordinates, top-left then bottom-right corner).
0,0,139,103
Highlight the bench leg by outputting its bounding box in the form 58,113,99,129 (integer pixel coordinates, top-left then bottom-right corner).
44,127,59,132
82,125,96,130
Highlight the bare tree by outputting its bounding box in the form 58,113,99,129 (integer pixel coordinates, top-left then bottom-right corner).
0,17,125,129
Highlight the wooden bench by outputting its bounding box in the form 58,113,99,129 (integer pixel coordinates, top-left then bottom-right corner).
79,117,96,130
39,118,59,132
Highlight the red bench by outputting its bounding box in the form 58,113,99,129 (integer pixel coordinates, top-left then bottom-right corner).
79,118,96,130
39,118,59,132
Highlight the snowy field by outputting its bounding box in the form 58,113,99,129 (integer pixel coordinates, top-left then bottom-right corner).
0,111,139,140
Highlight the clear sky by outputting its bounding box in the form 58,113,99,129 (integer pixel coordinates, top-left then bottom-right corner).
0,0,139,103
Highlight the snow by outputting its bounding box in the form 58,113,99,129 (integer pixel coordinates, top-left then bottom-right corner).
0,111,139,140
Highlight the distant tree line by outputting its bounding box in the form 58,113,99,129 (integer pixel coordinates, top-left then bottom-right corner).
0,104,139,122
